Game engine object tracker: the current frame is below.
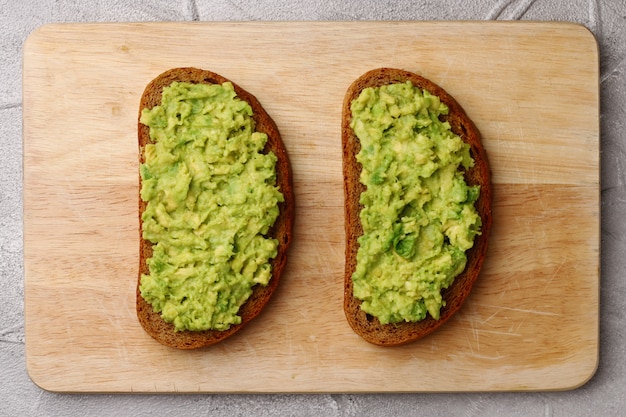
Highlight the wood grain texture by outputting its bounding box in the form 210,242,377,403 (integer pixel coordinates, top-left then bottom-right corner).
23,21,599,393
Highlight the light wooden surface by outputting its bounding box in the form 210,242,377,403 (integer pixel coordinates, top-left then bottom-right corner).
22,21,599,393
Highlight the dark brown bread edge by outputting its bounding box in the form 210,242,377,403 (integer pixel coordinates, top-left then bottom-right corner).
137,68,294,349
342,68,493,346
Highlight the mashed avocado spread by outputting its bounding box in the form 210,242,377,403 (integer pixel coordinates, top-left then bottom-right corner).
350,81,481,324
139,81,283,332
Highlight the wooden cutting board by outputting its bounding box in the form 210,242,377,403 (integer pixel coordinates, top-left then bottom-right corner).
23,21,600,393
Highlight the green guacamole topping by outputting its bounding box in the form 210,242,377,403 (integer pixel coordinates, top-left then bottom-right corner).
139,81,283,332
350,81,481,325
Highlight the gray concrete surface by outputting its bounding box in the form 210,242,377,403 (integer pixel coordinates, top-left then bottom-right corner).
2,0,625,415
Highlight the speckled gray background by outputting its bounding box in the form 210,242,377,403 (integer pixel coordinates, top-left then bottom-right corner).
2,0,625,415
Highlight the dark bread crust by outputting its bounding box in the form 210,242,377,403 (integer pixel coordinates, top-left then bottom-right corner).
342,68,492,346
137,67,294,349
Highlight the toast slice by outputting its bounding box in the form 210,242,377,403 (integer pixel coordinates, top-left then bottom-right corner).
137,67,294,349
342,68,492,346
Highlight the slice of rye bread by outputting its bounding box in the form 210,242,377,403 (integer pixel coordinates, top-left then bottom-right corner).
342,67,493,346
137,67,294,349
